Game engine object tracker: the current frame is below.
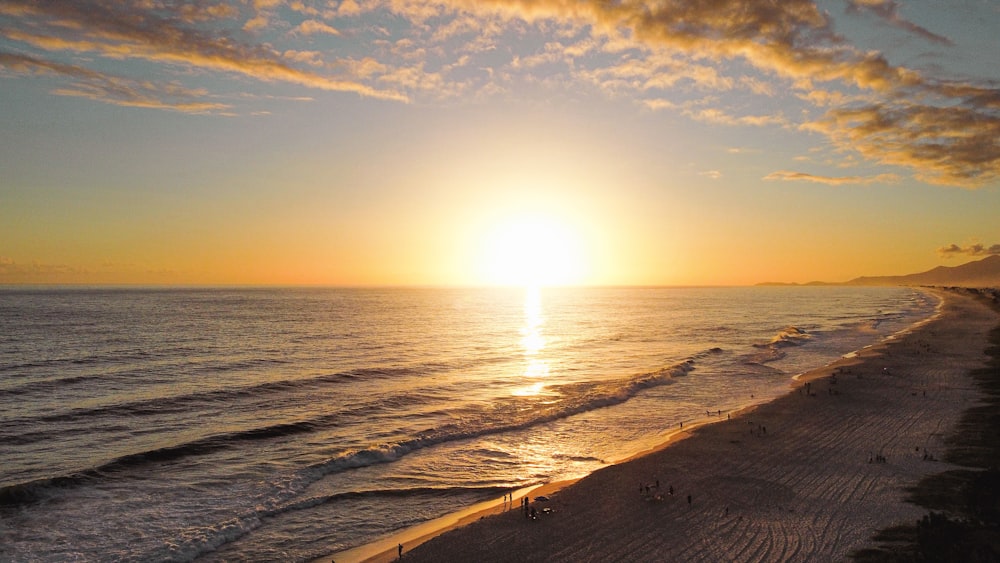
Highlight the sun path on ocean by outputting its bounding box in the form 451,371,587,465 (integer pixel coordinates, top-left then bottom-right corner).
477,212,588,287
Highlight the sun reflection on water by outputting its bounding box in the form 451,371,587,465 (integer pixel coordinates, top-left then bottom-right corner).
510,380,546,397
513,286,551,397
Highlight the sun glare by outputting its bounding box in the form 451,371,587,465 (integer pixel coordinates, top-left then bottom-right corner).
479,214,588,287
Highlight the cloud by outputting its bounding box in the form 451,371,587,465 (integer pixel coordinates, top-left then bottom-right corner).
415,0,995,186
686,108,787,128
1,0,998,187
178,3,240,24
805,99,1000,187
0,0,405,112
337,0,363,17
282,49,325,67
0,257,178,282
846,1,953,46
643,98,677,111
763,170,901,185
0,258,86,278
0,51,229,113
938,243,1000,258
293,19,340,36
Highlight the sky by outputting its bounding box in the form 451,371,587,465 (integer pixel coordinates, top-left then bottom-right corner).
1,0,999,286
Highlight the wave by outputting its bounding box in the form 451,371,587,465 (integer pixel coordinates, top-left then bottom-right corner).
0,373,98,396
551,454,605,463
0,352,152,374
0,419,322,507
142,485,512,562
760,326,811,348
2,356,291,389
0,347,528,418
293,359,698,486
0,363,443,429
0,473,94,508
742,326,811,365
284,484,510,510
691,347,724,359
0,357,291,398
0,359,697,508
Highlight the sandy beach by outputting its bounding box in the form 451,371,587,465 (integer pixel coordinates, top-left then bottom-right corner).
331,288,998,563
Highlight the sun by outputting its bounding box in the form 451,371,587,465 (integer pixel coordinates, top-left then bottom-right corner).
478,213,588,286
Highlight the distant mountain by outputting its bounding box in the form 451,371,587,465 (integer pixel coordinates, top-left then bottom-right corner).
845,254,1000,287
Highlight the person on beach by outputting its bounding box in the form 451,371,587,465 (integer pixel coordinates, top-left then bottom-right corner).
398,543,403,559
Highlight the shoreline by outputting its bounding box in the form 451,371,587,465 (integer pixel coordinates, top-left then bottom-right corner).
317,480,577,563
324,381,778,563
318,288,965,563
321,403,767,563
389,288,997,561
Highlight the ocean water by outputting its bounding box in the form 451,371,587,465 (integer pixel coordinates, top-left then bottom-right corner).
0,286,938,562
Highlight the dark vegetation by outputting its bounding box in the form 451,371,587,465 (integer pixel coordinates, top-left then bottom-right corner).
852,288,1000,562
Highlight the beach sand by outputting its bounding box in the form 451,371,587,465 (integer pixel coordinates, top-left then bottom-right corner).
329,288,998,563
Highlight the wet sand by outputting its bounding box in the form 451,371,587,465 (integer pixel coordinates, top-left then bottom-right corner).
332,288,998,563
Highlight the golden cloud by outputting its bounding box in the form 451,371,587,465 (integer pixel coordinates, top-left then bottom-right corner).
2,0,997,186
938,243,1000,257
422,0,997,186
0,0,406,111
293,19,340,36
808,102,1000,187
763,170,902,185
0,51,229,113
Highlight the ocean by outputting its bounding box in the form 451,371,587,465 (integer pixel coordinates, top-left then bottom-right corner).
0,286,938,562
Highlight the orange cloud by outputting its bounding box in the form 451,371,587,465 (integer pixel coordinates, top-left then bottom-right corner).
687,108,787,128
2,0,997,187
177,3,239,24
337,0,363,17
576,52,733,94
938,243,1000,257
763,170,902,185
0,0,405,109
293,19,340,36
807,101,1000,187
427,0,998,187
